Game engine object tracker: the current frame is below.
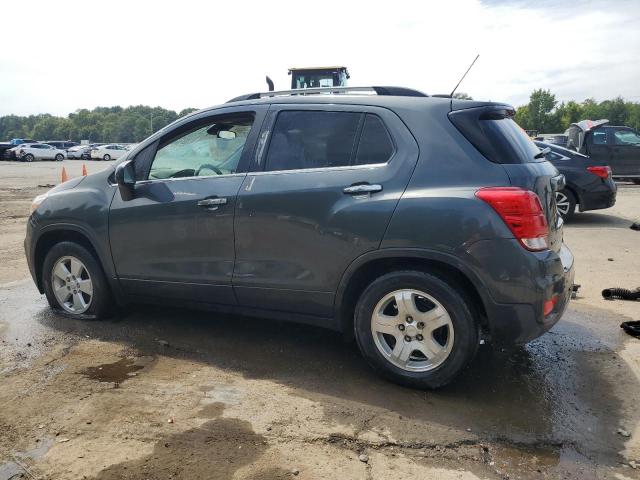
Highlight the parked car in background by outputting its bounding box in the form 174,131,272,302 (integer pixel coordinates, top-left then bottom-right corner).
566,120,640,183
17,143,66,162
0,142,14,160
67,144,105,159
90,144,128,161
535,134,568,148
43,141,79,151
4,139,38,159
535,141,616,220
26,88,575,389
9,138,37,146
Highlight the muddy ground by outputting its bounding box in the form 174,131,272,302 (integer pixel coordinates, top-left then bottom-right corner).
0,159,639,479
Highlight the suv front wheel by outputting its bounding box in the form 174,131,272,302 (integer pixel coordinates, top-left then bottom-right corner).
42,241,111,319
354,270,478,389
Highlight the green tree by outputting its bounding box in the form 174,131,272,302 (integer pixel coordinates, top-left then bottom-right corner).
453,92,473,100
527,89,557,132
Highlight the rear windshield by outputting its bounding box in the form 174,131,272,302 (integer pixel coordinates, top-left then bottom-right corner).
449,108,543,164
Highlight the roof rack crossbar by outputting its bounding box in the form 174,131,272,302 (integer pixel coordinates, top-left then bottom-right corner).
226,86,427,103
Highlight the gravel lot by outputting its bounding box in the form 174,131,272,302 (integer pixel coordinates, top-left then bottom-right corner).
1,159,639,479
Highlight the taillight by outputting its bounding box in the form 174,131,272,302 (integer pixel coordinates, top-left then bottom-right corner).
476,187,549,251
587,166,611,179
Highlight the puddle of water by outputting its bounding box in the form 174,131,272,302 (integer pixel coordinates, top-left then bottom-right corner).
80,358,145,386
200,385,243,405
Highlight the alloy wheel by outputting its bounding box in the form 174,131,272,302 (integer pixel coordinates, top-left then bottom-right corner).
555,191,570,215
371,289,454,372
51,256,93,314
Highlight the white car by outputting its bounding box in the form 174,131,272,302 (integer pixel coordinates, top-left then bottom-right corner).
66,145,92,159
90,144,128,161
17,143,66,162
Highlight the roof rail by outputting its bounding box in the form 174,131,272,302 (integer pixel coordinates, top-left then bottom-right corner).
226,86,428,103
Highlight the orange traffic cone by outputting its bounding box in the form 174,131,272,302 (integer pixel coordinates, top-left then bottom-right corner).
82,163,88,176
61,166,69,183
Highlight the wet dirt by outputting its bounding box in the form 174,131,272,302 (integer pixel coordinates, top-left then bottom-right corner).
0,165,639,478
80,357,150,386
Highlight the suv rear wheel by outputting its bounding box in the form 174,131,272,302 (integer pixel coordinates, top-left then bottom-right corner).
42,241,111,319
354,270,478,389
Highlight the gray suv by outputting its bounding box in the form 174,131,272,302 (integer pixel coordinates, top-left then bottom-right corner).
25,86,575,388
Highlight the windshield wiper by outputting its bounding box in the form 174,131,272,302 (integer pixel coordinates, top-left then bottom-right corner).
534,146,552,159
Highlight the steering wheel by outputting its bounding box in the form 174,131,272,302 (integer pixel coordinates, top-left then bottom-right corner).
195,164,223,176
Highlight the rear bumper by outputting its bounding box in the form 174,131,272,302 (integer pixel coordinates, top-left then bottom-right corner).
465,239,575,345
579,187,617,212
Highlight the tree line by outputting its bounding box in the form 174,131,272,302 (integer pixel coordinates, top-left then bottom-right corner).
2,91,639,142
514,89,640,134
0,105,198,143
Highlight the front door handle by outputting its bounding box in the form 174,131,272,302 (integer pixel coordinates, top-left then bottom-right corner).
343,183,383,195
197,197,227,210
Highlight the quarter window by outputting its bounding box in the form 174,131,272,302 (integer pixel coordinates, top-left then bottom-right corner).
264,111,361,171
355,114,394,165
148,114,254,180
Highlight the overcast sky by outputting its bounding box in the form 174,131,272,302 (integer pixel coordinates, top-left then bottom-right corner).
2,0,639,116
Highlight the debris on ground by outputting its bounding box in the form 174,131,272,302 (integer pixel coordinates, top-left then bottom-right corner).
630,222,640,231
571,284,581,299
608,258,614,261
157,340,169,347
602,287,640,301
617,428,631,437
358,454,369,463
167,417,174,424
291,467,300,475
621,321,640,338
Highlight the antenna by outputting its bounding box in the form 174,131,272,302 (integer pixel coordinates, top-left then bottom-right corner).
450,54,479,98
265,76,274,92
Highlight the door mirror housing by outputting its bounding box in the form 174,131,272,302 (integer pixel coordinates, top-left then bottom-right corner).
115,160,135,200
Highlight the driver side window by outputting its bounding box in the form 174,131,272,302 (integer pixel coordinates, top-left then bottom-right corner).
148,113,254,180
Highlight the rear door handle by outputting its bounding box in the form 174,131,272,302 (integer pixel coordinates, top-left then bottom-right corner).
197,197,227,210
343,184,383,195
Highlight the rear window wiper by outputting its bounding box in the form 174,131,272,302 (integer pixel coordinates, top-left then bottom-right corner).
534,146,551,159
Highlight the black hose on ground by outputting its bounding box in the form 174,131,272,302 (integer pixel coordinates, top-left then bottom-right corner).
602,287,640,301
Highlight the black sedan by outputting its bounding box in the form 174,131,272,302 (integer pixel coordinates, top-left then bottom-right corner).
535,141,617,220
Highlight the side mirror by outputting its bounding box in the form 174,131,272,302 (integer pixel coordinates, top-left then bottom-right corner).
115,160,135,200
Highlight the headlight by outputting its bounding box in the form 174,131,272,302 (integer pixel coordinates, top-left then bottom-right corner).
30,193,49,214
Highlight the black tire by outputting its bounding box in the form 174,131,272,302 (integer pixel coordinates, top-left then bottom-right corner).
24,154,34,162
42,241,112,319
354,270,479,389
55,153,64,161
555,189,576,221
103,154,111,161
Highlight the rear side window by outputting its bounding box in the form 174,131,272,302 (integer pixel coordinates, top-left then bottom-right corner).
264,111,393,171
591,131,608,145
355,114,394,165
449,107,542,164
265,111,360,171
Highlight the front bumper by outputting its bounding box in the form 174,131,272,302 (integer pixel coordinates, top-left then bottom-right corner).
465,239,575,345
